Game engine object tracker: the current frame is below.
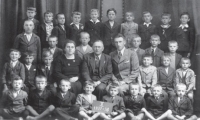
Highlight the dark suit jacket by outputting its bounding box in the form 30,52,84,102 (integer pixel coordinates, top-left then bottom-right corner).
37,64,54,84
68,23,84,45
102,21,120,46
157,66,176,90
103,95,125,114
51,25,69,48
168,96,193,117
172,26,195,53
165,53,182,69
146,95,168,117
13,33,41,63
129,48,145,65
145,47,164,67
84,20,103,45
24,64,37,87
124,94,146,115
156,25,174,52
38,23,54,49
138,24,156,49
82,53,112,84
28,89,54,114
110,48,139,83
54,91,76,107
19,18,40,34
2,61,25,85
43,47,63,60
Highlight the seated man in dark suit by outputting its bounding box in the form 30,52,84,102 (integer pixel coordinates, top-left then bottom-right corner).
82,40,112,100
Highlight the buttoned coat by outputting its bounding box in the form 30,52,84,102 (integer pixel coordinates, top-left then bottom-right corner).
37,64,54,84
24,64,37,87
110,48,139,83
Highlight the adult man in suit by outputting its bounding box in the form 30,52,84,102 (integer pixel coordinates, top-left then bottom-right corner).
14,20,41,64
82,40,112,100
109,34,139,95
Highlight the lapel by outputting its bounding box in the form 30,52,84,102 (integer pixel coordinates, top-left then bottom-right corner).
168,67,174,77
185,70,191,79
41,65,47,76
160,67,168,77
7,90,15,100
59,25,66,33
145,48,151,55
89,53,95,72
85,45,92,54
112,51,120,63
28,34,37,45
175,27,184,36
174,96,179,107
20,34,29,44
105,21,112,30
141,66,151,75
177,70,183,78
99,54,105,71
178,96,186,106
175,53,181,66
150,96,159,105
82,94,94,104
41,23,46,32
53,48,59,58
157,96,165,104
112,21,118,29
119,48,129,63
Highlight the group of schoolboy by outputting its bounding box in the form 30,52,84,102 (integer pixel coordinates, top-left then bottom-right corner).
0,6,199,120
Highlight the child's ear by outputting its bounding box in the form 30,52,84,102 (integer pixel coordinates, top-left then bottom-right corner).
18,54,21,58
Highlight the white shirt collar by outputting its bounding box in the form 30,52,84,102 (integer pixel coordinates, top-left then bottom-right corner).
24,33,32,36
13,90,20,95
90,19,100,24
45,65,51,70
95,54,101,60
10,60,18,67
161,24,171,28
144,22,152,27
179,24,189,29
118,47,125,56
151,47,157,51
82,45,88,52
25,64,32,70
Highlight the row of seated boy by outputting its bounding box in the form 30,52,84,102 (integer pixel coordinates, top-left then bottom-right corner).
17,7,194,59
0,75,198,120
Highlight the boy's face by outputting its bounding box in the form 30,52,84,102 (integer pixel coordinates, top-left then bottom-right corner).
161,16,171,25
35,78,47,91
57,14,65,25
24,21,34,34
114,37,126,51
64,43,75,55
152,87,162,97
143,57,153,67
43,56,53,66
125,13,134,22
109,87,118,97
44,14,53,23
12,80,23,91
107,11,116,21
176,86,186,98
27,10,36,19
48,37,58,48
143,13,152,23
72,14,81,24
150,37,160,47
129,85,139,96
10,51,20,62
162,57,170,67
80,33,90,46
181,60,191,70
25,56,34,65
90,11,99,21
59,80,71,93
168,43,178,53
180,15,190,25
84,85,94,94
132,38,141,48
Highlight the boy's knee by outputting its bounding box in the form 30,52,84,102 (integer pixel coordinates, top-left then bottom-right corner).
48,105,55,111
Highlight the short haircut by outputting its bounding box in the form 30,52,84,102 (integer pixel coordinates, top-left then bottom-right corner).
142,54,153,60
56,13,65,19
176,83,187,90
180,12,190,18
44,10,53,17
42,50,52,58
151,84,162,91
90,9,99,14
143,11,151,16
107,8,117,15
27,7,36,12
114,33,125,41
93,40,104,47
180,57,191,64
71,11,81,17
84,80,95,88
125,11,134,17
24,50,34,58
9,49,21,55
80,31,90,38
161,12,171,18
35,75,47,82
150,34,160,41
24,20,34,26
132,34,141,41
108,83,119,90
60,79,71,85
168,40,178,46
161,53,171,61
64,40,76,49
48,35,58,41
129,83,139,89
12,75,23,83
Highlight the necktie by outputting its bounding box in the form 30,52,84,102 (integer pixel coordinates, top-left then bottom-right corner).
151,49,154,56
62,93,66,98
118,52,122,60
156,97,159,101
95,56,100,67
46,66,50,76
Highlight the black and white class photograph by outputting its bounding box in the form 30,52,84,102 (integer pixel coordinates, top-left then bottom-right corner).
0,0,200,120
